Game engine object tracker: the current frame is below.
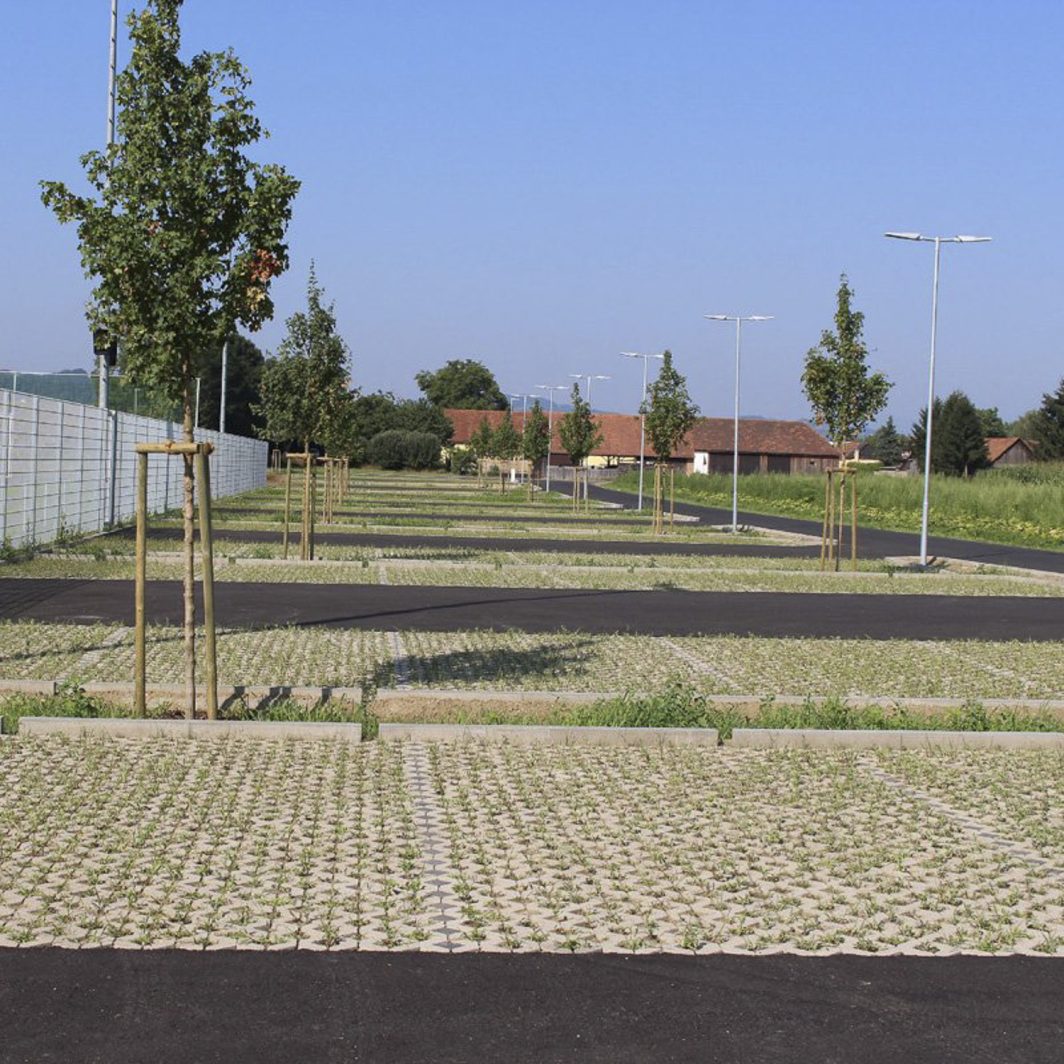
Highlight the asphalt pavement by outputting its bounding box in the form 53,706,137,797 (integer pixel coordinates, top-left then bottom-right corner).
2,579,1061,639
588,484,1064,573
1,950,1061,1064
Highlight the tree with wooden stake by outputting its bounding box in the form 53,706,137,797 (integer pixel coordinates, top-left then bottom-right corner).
469,416,494,487
801,275,891,450
40,0,298,718
644,351,698,533
521,400,551,501
256,268,352,559
490,416,522,492
558,385,603,511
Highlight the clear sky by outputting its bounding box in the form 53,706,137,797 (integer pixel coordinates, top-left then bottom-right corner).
2,1,1062,427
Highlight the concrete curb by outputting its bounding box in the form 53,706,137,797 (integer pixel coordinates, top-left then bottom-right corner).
730,728,1064,750
378,723,718,746
17,717,363,741
0,680,57,696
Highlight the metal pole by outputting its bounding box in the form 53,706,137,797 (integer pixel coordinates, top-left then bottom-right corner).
919,238,941,568
637,356,647,511
219,338,228,434
99,0,118,412
732,318,741,533
194,377,201,431
546,391,554,493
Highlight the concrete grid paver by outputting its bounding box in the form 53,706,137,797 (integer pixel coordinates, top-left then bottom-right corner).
0,736,1060,956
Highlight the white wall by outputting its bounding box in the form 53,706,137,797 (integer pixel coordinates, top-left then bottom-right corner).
0,388,267,549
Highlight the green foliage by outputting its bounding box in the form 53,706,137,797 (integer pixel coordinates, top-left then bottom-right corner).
801,275,891,445
193,333,265,436
522,401,551,466
643,350,698,462
1006,408,1042,440
912,391,990,476
490,416,522,462
256,267,351,450
557,385,603,466
862,416,905,466
415,359,508,410
469,416,495,462
1032,377,1064,460
976,406,1007,439
366,430,441,470
39,0,299,420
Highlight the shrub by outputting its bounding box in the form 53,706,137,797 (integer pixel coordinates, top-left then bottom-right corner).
366,430,441,470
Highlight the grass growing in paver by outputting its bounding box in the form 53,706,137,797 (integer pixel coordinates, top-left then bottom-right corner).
2,623,1061,701
424,742,1064,954
0,735,428,949
881,749,1064,862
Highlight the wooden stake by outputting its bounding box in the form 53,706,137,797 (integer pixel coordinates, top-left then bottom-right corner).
196,450,218,720
134,451,148,717
282,458,292,560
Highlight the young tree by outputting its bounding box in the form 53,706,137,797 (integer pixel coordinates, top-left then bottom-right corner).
469,416,495,484
256,268,351,454
862,416,905,467
490,416,522,491
1032,378,1064,460
40,0,298,713
643,350,699,530
558,385,603,506
521,400,551,500
415,359,508,409
802,275,891,447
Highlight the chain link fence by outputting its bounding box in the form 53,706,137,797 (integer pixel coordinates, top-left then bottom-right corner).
0,387,267,549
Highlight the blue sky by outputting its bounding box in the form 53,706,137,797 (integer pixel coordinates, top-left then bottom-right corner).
2,1,1062,426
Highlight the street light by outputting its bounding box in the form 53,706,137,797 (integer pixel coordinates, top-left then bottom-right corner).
885,231,991,566
704,314,774,533
569,373,611,411
620,352,664,511
535,384,567,493
508,393,531,431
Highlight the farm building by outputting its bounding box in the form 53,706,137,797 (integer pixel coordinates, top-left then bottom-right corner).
444,409,840,475
986,436,1036,468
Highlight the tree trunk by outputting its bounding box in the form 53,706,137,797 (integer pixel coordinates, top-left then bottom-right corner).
182,373,197,720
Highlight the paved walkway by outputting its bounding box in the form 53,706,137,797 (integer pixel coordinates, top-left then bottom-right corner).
1,578,1061,639
588,484,1064,573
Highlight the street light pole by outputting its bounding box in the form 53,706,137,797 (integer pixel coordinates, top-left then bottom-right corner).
621,352,664,512
704,314,773,532
885,232,991,566
219,338,228,434
98,0,119,411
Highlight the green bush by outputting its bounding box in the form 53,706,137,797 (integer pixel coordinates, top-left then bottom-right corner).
366,430,441,470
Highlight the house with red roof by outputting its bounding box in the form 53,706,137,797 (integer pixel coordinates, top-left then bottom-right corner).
445,409,840,476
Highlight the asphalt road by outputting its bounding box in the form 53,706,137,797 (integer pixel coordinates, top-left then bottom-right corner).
2,579,1061,639
103,526,826,559
1,951,1061,1064
588,484,1064,573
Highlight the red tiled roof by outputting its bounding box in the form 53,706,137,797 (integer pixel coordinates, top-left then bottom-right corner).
445,409,839,460
986,436,1034,463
